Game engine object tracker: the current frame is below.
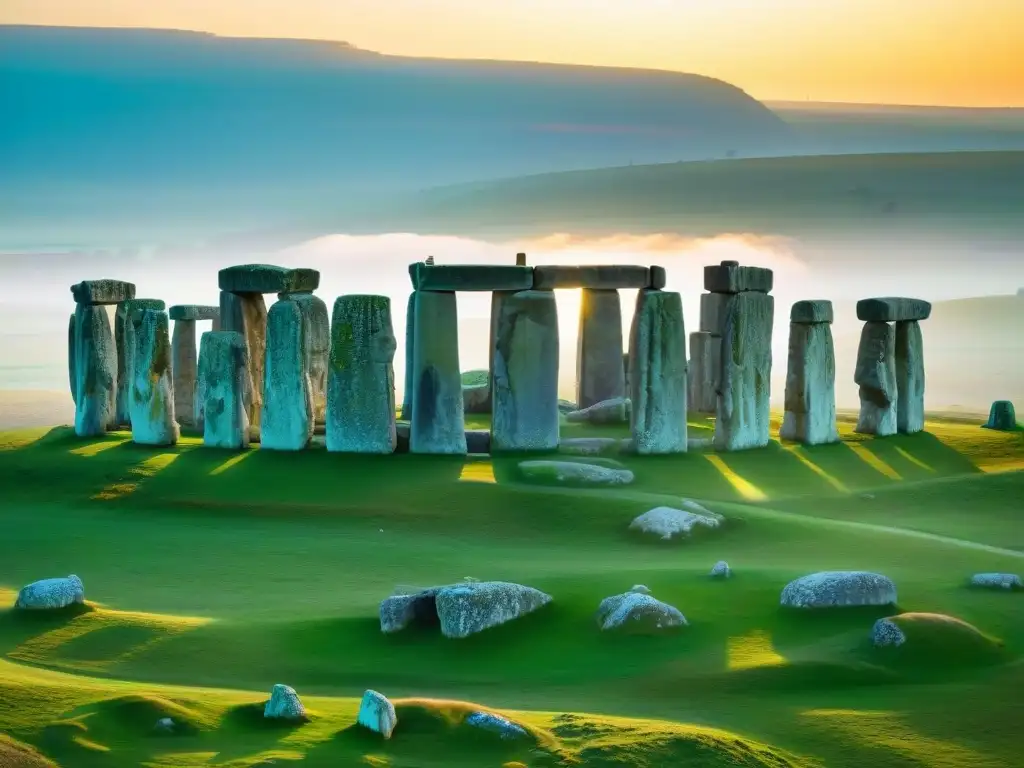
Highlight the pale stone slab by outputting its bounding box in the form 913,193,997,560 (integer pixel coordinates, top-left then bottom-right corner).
218,264,319,294
629,289,688,454
283,292,329,425
434,581,552,638
168,305,219,322
14,575,85,610
172,319,199,427
262,300,313,451
703,262,773,294
130,309,178,446
687,331,719,414
327,295,397,454
857,297,932,322
781,571,897,608
410,263,533,292
576,288,625,409
116,299,166,426
895,320,925,434
532,265,650,290
713,292,774,451
197,330,250,449
71,279,135,305
74,304,117,437
68,313,77,405
855,321,897,436
779,321,839,445
629,506,721,540
401,291,416,421
790,299,834,325
699,292,730,334
410,291,466,454
491,290,560,451
357,690,397,739
219,291,267,430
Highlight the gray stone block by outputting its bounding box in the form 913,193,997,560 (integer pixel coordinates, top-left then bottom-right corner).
410,291,467,454
172,319,199,427
703,262,773,294
779,321,839,445
130,309,178,446
116,299,166,426
714,292,774,451
410,263,533,292
790,299,834,324
401,291,417,421
262,300,314,451
73,304,117,436
576,289,625,409
699,292,730,334
895,320,925,434
218,264,320,294
649,265,667,290
70,279,136,305
284,293,329,425
855,321,898,436
856,297,932,322
687,331,719,414
220,291,268,430
197,330,250,449
983,400,1017,431
532,265,650,290
169,305,220,322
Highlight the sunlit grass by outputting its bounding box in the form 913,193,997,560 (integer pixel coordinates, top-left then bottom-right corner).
209,451,255,477
846,443,902,480
703,454,768,500
726,630,786,671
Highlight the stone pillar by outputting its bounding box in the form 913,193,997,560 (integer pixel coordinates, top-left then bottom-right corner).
327,295,397,453
68,313,77,406
400,291,416,421
630,289,688,454
779,300,838,445
687,332,719,413
171,320,198,427
280,292,329,425
491,290,559,452
262,299,314,451
484,290,513,415
895,320,925,434
219,290,268,430
576,288,625,409
709,262,775,452
130,309,178,446
410,290,466,454
197,330,250,450
116,299,166,428
854,322,897,436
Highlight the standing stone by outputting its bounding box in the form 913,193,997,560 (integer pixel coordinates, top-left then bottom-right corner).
714,292,774,451
983,401,1017,431
73,304,117,437
491,290,560,452
401,291,416,421
855,322,898,436
219,291,267,430
130,309,178,446
779,301,838,445
282,292,329,425
116,299,167,428
171,320,199,427
577,288,625,409
410,291,466,454
68,313,77,405
630,289,688,454
262,300,313,451
687,331,719,413
197,331,250,450
895,320,925,434
327,295,398,453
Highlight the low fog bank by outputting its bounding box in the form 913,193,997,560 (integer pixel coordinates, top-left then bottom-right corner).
1,232,1022,423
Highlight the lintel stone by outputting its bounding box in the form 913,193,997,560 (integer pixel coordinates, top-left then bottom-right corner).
703,262,773,294
169,305,220,321
649,265,667,290
856,297,932,322
532,265,650,290
790,300,834,324
71,279,136,305
410,263,533,292
218,264,320,294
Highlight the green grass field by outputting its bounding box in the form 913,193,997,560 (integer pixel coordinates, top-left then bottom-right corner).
1,414,1022,767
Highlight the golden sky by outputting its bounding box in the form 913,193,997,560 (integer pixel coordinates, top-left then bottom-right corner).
4,0,1022,107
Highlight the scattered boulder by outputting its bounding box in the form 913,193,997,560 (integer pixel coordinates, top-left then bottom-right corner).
597,591,687,632
357,690,397,739
969,573,1022,590
263,684,305,721
519,460,634,486
780,571,897,609
14,575,85,610
466,711,529,740
564,397,630,425
983,401,1017,431
629,506,722,541
154,717,176,734
871,618,906,647
710,561,731,579
560,437,620,455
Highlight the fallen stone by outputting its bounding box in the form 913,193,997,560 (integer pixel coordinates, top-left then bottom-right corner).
779,317,839,445
71,279,136,305
73,304,118,437
466,712,529,740
629,289,688,454
597,592,687,631
560,437,620,455
969,573,1022,590
983,400,1017,431
780,571,897,609
466,429,491,454
130,309,179,446
218,264,320,294
871,618,906,647
629,506,722,540
168,305,219,322
687,331,719,414
14,575,85,610
856,297,932,323
283,293,330,424
714,291,774,451
462,383,491,415
263,684,306,720
790,299,834,325
532,265,650,290
649,265,667,290
854,321,898,436
197,331,250,450
564,397,629,424
519,460,634,485
116,299,166,426
401,291,417,421
262,300,314,451
703,262,773,294
411,263,534,292
410,291,467,454
219,291,268,429
327,295,397,454
357,690,397,739
699,292,730,334
710,560,731,579
434,581,552,638
895,320,925,434
576,288,625,409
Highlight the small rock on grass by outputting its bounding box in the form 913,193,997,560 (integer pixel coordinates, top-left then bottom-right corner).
466,711,529,740
629,506,722,540
597,591,687,632
264,684,305,720
153,717,176,734
14,575,85,610
871,618,906,647
357,690,397,739
710,561,731,579
519,460,634,486
969,573,1022,590
780,571,897,609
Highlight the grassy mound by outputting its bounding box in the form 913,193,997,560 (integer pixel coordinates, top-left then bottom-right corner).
80,694,211,736
0,734,58,768
461,370,489,387
872,612,1006,668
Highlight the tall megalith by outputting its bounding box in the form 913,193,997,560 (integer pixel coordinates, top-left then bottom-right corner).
68,313,77,405
895,320,925,434
779,300,839,445
491,290,560,452
116,298,166,427
197,330,250,450
281,292,329,425
410,291,466,455
327,295,398,453
629,289,688,454
854,322,897,436
169,305,219,429
687,331,719,413
576,288,625,411
262,300,314,451
401,291,416,421
130,309,178,446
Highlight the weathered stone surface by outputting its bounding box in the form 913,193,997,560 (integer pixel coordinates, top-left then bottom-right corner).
71,279,135,305
130,309,178,446
116,299,166,426
790,299,834,325
564,397,629,424
687,331,719,413
576,288,625,409
872,618,906,647
714,292,774,451
983,400,1017,431
699,292,730,334
410,291,467,454
197,331,250,449
14,575,84,610
532,265,650,290
327,295,397,454
68,313,77,405
649,265,667,290
895,320,925,434
219,291,267,429
264,684,306,720
492,290,560,452
519,460,634,485
780,571,897,609
73,304,117,437
560,437,620,455
466,429,491,454
969,573,1022,590
466,712,529,740
357,690,397,739
401,291,416,421
597,592,687,632
262,300,313,451
629,289,688,454
168,305,219,322
171,320,199,427
857,297,932,323
219,264,319,294
703,262,773,294
711,560,731,579
779,320,839,445
854,321,898,436
462,383,491,414
410,263,533,292
435,581,552,638
283,293,329,424
629,506,722,540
